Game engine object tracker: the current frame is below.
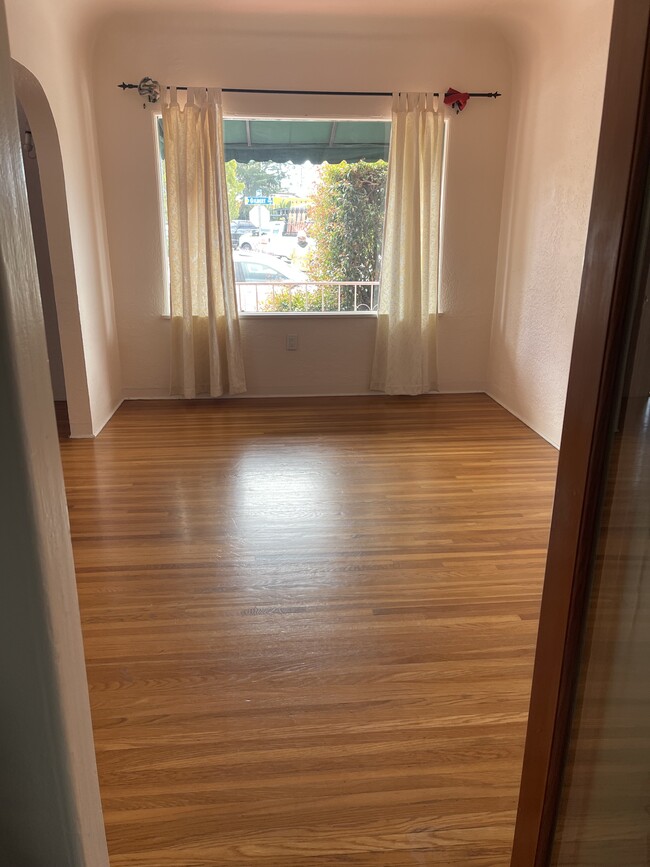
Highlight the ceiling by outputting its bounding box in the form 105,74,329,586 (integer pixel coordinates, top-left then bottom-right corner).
67,0,553,14
57,0,575,37
7,0,604,69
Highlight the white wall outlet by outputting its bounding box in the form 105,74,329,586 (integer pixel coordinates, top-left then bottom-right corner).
286,334,298,351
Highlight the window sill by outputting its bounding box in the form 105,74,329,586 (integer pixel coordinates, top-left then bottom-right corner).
239,311,378,320
161,311,379,321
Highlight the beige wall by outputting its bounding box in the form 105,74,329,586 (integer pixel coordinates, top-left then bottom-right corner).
94,13,511,398
6,0,122,436
487,1,614,447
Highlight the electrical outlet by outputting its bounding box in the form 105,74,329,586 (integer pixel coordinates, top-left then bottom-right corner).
286,334,298,351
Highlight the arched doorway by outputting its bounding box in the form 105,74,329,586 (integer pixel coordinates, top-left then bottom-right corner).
12,59,93,437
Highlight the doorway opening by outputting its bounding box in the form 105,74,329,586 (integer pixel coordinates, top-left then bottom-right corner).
12,59,93,438
17,100,69,433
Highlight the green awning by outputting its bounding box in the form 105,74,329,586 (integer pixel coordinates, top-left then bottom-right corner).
223,119,390,164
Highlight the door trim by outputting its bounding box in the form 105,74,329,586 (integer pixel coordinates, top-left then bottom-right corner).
510,1,650,864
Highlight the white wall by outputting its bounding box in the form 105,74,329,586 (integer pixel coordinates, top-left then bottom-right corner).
0,0,108,857
487,0,614,447
6,0,122,435
93,12,512,399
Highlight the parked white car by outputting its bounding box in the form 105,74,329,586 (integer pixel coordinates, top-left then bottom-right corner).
233,251,308,312
238,222,296,259
238,221,283,249
238,228,270,252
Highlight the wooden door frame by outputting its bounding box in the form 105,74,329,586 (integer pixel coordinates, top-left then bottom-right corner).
510,1,650,864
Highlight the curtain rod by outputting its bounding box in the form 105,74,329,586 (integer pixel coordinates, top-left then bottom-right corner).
117,81,502,100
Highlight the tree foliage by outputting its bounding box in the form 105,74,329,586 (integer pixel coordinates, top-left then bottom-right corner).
225,160,244,219
259,285,343,313
233,161,288,218
307,161,387,283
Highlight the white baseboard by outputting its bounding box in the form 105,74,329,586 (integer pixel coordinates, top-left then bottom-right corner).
68,422,95,439
69,397,123,438
122,387,174,399
121,389,378,400
230,390,377,399
121,388,490,401
485,390,560,449
93,397,123,436
436,386,485,394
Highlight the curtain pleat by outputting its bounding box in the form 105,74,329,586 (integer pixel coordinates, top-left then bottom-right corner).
162,87,246,397
371,92,443,395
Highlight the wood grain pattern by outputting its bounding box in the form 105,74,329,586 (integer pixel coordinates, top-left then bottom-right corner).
59,394,557,866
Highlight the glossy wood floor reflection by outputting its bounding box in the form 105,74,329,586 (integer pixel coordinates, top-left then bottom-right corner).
60,395,557,867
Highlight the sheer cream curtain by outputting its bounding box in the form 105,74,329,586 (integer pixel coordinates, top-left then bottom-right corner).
371,92,444,395
162,87,246,398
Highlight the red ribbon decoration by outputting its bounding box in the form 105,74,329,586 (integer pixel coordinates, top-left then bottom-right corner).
444,88,470,114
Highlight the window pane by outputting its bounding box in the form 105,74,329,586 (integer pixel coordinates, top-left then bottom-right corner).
226,121,388,313
157,115,389,315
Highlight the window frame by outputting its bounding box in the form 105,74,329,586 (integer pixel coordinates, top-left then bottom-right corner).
154,111,450,319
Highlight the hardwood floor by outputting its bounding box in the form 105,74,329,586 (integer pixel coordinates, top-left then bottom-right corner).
59,394,558,866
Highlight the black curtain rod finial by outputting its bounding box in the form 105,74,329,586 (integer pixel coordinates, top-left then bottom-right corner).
118,79,162,103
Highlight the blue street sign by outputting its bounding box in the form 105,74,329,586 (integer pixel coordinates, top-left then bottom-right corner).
245,196,273,205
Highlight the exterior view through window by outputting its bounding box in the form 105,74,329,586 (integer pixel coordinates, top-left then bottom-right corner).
157,117,390,313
